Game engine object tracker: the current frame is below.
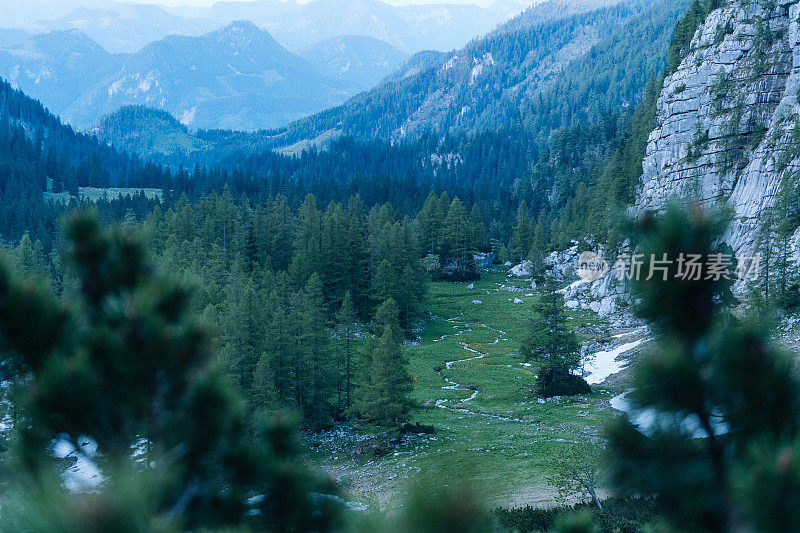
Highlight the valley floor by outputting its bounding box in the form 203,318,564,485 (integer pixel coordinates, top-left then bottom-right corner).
307,268,647,512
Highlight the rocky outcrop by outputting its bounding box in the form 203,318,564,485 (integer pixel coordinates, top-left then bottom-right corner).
538,245,640,327
638,0,800,256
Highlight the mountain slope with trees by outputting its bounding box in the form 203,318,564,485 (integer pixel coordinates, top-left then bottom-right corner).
63,21,355,131
299,35,408,91
267,0,686,147
0,22,411,132
0,29,124,118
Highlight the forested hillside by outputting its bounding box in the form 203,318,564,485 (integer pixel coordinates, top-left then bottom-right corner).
0,77,175,248
91,0,689,250
299,35,408,91
0,72,498,429
269,0,686,145
63,21,356,131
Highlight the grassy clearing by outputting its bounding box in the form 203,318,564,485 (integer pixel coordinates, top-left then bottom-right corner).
310,268,621,512
44,187,163,204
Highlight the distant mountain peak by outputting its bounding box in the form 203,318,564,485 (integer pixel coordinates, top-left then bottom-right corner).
32,28,106,51
212,20,281,49
222,20,261,33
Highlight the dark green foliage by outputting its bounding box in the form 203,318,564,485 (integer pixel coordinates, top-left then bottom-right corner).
3,181,438,428
667,0,723,76
608,201,800,532
336,292,358,410
357,299,413,425
400,422,435,435
389,481,495,533
0,211,342,530
522,282,584,396
589,75,664,247
535,370,592,398
493,497,665,533
756,168,800,309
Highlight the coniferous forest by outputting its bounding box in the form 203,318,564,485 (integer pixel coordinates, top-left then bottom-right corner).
0,0,798,530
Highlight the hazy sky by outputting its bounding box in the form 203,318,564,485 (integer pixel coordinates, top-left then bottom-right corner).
130,0,504,6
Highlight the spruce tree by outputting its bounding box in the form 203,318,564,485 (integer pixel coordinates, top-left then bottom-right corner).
357,298,412,424
0,211,342,530
511,201,533,263
336,291,358,409
522,281,585,397
440,197,469,266
359,323,413,425
298,273,335,427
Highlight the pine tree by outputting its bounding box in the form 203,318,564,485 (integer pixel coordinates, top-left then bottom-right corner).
344,195,371,314
511,201,532,263
290,194,322,287
298,273,335,427
417,191,443,254
608,201,800,532
10,234,50,283
321,201,348,307
267,195,294,271
372,258,396,308
522,281,584,397
265,272,298,405
440,197,474,277
468,204,489,251
221,259,263,394
370,298,405,344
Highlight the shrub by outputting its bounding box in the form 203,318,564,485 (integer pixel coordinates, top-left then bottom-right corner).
493,496,665,533
535,366,591,398
400,422,436,434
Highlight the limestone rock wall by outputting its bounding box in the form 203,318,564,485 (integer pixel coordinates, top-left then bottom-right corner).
638,0,800,255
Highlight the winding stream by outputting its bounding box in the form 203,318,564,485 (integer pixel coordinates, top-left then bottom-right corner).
432,318,651,425
432,317,536,423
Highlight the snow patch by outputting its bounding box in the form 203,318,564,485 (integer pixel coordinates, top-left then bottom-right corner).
584,338,645,385
180,107,197,126
54,437,103,493
611,389,728,438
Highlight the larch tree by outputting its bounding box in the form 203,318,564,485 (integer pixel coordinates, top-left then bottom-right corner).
0,210,343,530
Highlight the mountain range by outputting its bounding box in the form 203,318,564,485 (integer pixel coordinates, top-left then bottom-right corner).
0,30,123,120
0,21,408,131
271,0,682,144
6,0,533,55
198,0,532,53
0,0,535,132
62,21,355,131
94,0,688,165
27,4,218,54
101,0,684,156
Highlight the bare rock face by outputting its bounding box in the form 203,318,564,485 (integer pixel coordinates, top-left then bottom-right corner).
638,0,800,256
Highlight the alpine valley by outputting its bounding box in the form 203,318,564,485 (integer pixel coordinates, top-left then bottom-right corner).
0,0,798,530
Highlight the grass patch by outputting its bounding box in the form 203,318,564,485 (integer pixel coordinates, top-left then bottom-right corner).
310,268,619,511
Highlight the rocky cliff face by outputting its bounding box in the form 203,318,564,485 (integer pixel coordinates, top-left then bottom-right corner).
638,0,800,255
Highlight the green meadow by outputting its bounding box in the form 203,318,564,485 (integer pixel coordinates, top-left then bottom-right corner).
310,269,623,511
